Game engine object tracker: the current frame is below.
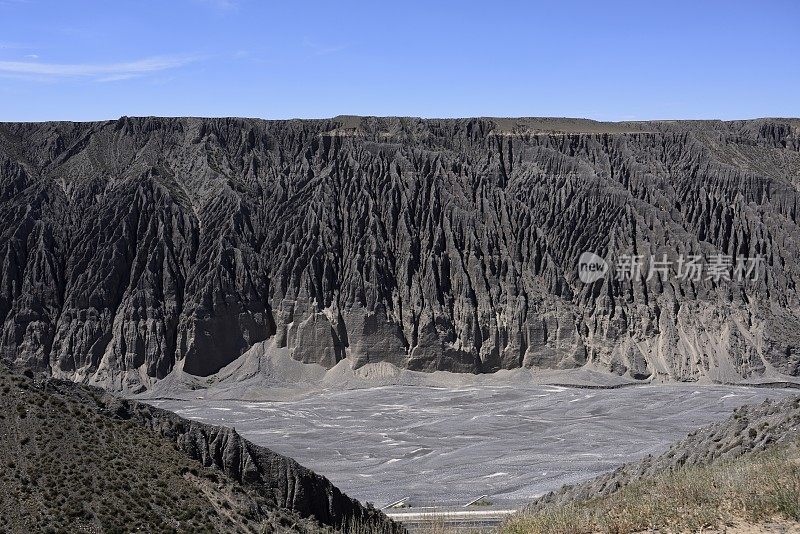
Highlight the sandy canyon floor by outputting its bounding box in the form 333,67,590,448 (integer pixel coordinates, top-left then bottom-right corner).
149,383,796,508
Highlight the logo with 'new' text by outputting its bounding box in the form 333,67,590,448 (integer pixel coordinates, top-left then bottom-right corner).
577,252,609,284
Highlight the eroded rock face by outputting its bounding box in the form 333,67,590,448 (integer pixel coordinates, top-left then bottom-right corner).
1,116,799,391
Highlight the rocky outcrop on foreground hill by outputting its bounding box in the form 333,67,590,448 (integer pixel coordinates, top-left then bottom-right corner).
0,363,402,533
1,116,800,391
523,394,800,512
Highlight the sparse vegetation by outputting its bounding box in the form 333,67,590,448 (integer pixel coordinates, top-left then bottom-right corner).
0,366,345,533
502,440,800,534
344,512,486,534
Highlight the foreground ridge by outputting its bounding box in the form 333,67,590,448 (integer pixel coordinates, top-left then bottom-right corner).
0,364,402,533
505,395,800,533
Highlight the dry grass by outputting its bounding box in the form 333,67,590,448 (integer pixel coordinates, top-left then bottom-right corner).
502,442,800,534
347,510,489,534
342,514,406,534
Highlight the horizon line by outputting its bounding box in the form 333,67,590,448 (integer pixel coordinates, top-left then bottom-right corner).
2,114,799,125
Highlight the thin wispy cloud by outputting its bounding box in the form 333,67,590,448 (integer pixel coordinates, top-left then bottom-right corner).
0,54,200,82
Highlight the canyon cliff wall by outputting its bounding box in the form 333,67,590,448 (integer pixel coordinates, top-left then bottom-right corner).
1,116,799,391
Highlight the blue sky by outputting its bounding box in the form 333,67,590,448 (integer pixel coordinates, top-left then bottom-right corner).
0,0,798,121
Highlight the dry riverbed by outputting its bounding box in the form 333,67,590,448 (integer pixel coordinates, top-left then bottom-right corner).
148,383,796,509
